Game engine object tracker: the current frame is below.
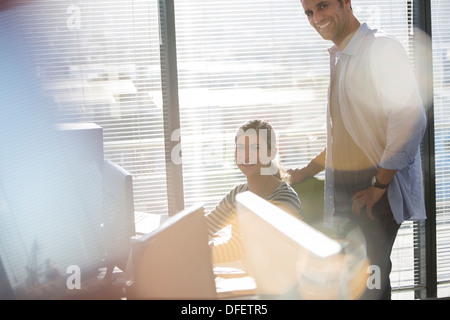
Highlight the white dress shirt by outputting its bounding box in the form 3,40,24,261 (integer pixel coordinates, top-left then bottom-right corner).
324,22,427,224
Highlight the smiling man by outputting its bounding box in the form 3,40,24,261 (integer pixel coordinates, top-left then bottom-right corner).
289,0,427,299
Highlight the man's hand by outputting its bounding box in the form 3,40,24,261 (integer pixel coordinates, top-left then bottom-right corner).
351,186,387,220
288,150,326,185
287,167,309,184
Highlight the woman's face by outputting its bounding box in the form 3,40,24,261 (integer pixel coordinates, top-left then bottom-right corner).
235,131,274,177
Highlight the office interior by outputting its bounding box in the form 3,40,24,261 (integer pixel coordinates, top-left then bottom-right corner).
1,0,450,300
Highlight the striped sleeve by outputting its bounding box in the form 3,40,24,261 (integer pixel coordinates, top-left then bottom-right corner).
205,183,248,236
205,184,248,263
204,181,303,264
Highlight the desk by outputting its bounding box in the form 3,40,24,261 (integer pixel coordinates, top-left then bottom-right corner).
64,267,127,300
214,261,258,299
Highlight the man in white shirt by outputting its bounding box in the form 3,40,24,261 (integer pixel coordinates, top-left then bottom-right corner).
289,0,427,299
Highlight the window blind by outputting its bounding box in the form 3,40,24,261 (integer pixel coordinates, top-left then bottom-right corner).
174,0,421,297
175,0,329,208
17,0,168,215
431,0,450,298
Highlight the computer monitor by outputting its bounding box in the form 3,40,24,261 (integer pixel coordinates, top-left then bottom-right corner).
125,203,218,300
0,157,106,299
236,191,369,300
101,159,136,272
0,150,135,299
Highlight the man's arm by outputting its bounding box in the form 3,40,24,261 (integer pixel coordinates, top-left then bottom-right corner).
288,148,326,184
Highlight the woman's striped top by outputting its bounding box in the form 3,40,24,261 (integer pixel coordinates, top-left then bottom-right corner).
205,181,304,262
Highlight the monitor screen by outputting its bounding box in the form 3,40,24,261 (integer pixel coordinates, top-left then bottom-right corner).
125,203,217,299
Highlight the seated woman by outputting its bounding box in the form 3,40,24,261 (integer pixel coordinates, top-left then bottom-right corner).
205,119,304,263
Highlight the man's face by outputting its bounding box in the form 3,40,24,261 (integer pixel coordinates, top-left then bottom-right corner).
301,0,352,45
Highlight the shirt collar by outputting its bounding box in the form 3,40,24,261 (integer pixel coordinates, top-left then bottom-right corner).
328,22,371,57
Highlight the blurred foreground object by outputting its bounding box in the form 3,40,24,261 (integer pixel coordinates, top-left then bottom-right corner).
236,191,369,300
0,0,28,11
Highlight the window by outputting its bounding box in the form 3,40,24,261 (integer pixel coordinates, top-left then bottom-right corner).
17,0,168,215
431,0,450,298
174,0,328,208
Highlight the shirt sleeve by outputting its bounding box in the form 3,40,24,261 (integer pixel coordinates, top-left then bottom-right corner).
204,184,245,236
370,35,427,170
204,184,246,263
